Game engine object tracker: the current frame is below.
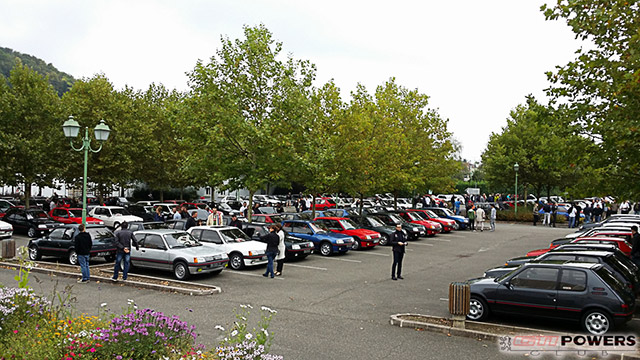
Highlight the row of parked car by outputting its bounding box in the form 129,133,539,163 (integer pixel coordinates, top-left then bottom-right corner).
465,214,639,335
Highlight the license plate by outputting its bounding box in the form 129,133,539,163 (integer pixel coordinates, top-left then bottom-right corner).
373,239,379,244
261,256,266,260
304,249,311,254
97,252,110,257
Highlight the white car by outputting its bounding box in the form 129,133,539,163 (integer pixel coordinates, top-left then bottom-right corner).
0,220,13,239
187,225,267,270
89,206,142,229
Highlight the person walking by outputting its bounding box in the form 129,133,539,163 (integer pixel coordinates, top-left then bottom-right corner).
112,222,138,282
630,226,640,268
489,205,497,232
568,204,576,229
467,206,476,231
476,206,486,232
206,207,223,226
262,225,279,278
275,223,286,276
390,224,407,280
620,200,631,214
593,201,603,223
532,203,540,226
185,211,198,230
551,203,558,228
543,202,551,226
75,224,92,283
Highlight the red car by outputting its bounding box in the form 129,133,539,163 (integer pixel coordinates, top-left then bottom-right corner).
251,214,285,224
314,217,381,250
179,202,208,210
49,207,104,225
526,236,633,257
312,198,337,211
396,211,442,236
408,209,457,232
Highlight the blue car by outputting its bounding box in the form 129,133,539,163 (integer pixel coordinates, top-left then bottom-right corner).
425,207,468,230
282,220,353,256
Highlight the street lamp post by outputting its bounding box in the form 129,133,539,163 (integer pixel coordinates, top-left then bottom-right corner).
62,115,111,226
514,163,519,215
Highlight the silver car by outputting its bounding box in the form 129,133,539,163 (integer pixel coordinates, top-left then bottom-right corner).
130,229,228,280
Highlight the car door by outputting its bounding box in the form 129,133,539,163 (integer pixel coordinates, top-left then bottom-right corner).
135,234,170,270
92,208,109,226
53,227,76,255
39,227,64,256
494,267,559,318
555,269,588,320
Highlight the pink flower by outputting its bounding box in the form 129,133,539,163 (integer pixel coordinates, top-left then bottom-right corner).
13,330,18,334
88,348,96,353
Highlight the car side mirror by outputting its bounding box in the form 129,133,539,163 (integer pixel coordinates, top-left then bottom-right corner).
502,280,512,289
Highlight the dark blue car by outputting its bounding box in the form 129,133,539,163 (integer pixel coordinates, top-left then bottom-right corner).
424,207,469,230
282,220,353,256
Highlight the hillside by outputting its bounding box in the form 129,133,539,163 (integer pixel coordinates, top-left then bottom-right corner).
0,46,75,96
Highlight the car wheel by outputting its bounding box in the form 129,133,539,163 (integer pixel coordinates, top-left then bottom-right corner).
229,253,244,270
320,242,332,256
27,227,37,238
351,238,361,250
582,309,613,335
173,261,190,280
379,234,390,246
28,246,41,261
467,296,489,321
68,250,78,266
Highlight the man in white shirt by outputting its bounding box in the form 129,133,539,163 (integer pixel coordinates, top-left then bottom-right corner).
207,207,223,225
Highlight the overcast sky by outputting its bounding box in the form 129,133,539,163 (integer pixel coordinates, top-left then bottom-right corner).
1,0,583,162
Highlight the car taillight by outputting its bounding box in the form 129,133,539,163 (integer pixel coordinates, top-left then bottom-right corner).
621,304,629,311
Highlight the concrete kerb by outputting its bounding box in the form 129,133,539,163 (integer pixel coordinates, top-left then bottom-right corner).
390,314,640,360
0,261,221,295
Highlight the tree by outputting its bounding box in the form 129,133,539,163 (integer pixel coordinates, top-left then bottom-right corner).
186,24,316,219
542,0,640,198
0,61,64,207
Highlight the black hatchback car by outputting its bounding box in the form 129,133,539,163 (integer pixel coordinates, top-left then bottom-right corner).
242,222,314,260
467,261,636,335
27,224,118,265
3,208,61,238
349,215,396,246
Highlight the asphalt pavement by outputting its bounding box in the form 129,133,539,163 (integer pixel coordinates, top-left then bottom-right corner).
3,223,638,359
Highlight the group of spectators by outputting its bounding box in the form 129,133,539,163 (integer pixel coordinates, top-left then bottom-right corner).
532,199,640,228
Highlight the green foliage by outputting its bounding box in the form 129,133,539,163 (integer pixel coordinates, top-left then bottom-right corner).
541,1,640,198
0,47,75,96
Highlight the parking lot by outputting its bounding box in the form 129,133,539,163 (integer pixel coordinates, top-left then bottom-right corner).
5,223,639,359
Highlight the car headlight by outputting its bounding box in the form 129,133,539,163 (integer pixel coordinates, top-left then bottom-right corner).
336,239,344,244
464,219,469,223
38,224,47,229
292,244,300,250
193,257,205,263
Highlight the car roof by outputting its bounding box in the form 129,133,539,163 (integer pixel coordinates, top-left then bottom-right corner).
97,205,124,209
541,250,612,257
575,236,626,241
189,225,236,231
134,229,187,235
523,260,601,270
315,217,346,220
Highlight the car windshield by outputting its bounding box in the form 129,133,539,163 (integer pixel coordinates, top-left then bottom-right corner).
111,208,131,216
69,209,83,217
366,216,385,227
310,222,327,233
220,228,251,243
269,215,284,223
385,214,403,225
425,210,438,218
496,265,522,282
26,210,49,219
406,212,424,221
441,208,454,216
259,207,277,214
87,227,114,241
339,219,357,230
165,232,200,248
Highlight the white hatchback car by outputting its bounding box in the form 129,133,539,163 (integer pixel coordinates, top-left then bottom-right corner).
89,206,142,229
187,225,267,270
0,219,13,239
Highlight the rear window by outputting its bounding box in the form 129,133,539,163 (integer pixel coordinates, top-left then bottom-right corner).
87,227,114,241
595,267,627,296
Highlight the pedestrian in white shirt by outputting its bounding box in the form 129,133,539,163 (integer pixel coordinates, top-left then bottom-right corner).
490,206,497,232
476,206,486,232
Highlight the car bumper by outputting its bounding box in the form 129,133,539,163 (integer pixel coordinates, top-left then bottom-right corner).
332,244,351,252
286,248,314,258
188,259,229,274
244,255,268,267
89,248,117,257
426,228,441,235
360,238,379,248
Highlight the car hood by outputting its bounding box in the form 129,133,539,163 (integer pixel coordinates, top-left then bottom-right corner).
467,277,500,287
31,218,57,224
0,221,11,230
450,215,467,222
340,229,379,237
225,240,267,252
168,245,227,258
111,215,143,222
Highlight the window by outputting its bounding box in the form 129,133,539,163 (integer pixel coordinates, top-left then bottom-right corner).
201,230,223,244
510,267,559,290
559,269,587,291
49,228,65,239
53,209,67,217
63,228,75,240
143,235,165,249
543,255,575,262
292,225,312,235
575,256,599,263
190,229,202,240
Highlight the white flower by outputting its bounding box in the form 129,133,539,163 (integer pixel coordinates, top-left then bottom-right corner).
231,330,238,336
215,325,225,331
100,303,107,307
262,329,268,337
245,333,253,340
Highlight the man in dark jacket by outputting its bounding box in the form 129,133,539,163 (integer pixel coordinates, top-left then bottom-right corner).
185,211,197,230
229,214,243,229
261,225,280,278
390,224,407,280
112,222,138,282
631,226,640,267
75,224,92,283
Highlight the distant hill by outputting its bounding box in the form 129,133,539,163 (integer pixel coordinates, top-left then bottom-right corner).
0,46,75,96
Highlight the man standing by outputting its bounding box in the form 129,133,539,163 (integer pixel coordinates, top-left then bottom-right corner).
112,222,138,282
467,206,476,232
390,224,407,280
75,224,92,283
476,206,486,232
489,205,497,232
172,207,181,220
229,214,243,229
630,226,640,268
185,211,198,230
207,207,223,226
543,202,551,226
532,203,539,226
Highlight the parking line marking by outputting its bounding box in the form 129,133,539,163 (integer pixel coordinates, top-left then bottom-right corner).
355,252,390,257
407,242,434,246
440,234,466,238
321,257,362,263
439,298,448,301
226,270,285,279
422,238,451,242
286,264,328,271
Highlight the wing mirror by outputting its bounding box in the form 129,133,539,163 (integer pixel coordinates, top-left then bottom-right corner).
502,280,513,290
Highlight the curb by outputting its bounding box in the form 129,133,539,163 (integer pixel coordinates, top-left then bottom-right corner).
0,261,221,295
390,314,640,359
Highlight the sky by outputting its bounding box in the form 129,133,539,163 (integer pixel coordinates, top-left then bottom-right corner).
0,0,584,162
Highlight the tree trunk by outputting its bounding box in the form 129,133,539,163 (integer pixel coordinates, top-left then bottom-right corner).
393,191,398,211
359,193,364,216
160,190,164,202
311,193,316,219
247,189,255,223
24,183,31,208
